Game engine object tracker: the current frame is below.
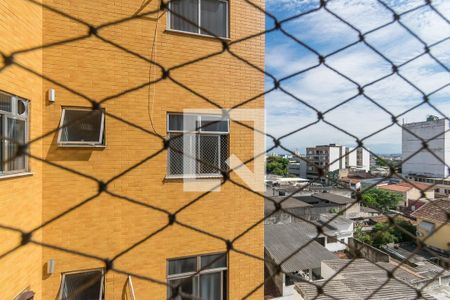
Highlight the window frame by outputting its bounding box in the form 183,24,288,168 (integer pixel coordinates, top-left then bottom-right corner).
0,91,29,176
167,252,228,300
58,268,104,300
167,0,230,39
166,113,230,178
57,107,106,147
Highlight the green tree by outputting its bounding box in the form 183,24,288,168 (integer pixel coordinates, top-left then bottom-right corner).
355,219,416,248
361,189,403,211
371,222,398,247
266,156,289,176
375,157,388,167
354,226,372,245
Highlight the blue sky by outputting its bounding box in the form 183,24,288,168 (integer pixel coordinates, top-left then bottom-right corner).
264,0,450,154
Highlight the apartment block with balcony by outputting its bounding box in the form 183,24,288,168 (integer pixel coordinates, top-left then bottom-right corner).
0,0,265,299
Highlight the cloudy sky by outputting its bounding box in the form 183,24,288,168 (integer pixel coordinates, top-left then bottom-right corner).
264,0,450,154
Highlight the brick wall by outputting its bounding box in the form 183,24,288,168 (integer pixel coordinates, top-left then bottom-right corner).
0,0,43,298
40,0,265,299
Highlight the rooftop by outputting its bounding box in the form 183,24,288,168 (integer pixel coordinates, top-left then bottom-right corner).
379,184,413,193
295,259,437,300
311,192,355,205
411,199,450,223
264,196,311,216
264,223,336,273
397,181,433,192
277,214,353,240
361,206,379,213
382,243,450,282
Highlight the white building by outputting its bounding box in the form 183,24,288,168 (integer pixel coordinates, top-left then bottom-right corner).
346,147,370,171
287,157,308,178
402,117,450,179
306,144,370,182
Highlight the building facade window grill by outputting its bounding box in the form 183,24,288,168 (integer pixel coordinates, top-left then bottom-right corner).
167,113,229,178
168,0,229,38
0,91,29,175
167,253,227,300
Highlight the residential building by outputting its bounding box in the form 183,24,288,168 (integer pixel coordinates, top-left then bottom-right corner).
296,214,354,252
404,175,450,198
306,144,370,183
265,190,361,220
264,223,336,298
1,0,264,299
295,259,440,300
298,192,360,219
382,243,450,299
412,200,450,268
287,156,308,178
402,117,450,179
306,144,346,182
345,147,371,171
377,181,434,212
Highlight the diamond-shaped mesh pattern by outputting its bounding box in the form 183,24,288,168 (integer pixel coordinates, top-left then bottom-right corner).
0,0,449,299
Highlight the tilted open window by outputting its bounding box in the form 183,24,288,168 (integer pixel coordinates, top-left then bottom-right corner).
167,113,229,178
0,91,29,175
57,107,105,147
59,269,104,300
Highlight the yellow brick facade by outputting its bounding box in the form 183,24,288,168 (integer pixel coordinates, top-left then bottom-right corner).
0,0,43,299
0,0,265,299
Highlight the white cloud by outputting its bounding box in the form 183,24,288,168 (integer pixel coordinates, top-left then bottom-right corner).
265,0,450,154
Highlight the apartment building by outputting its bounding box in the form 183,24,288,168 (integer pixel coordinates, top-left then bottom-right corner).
402,117,450,178
0,0,265,299
306,144,370,182
287,156,308,178
345,147,370,171
402,117,450,198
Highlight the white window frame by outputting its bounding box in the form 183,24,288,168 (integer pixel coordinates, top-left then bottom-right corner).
167,0,230,39
166,113,229,178
58,268,104,300
167,253,227,300
0,91,29,176
57,107,106,147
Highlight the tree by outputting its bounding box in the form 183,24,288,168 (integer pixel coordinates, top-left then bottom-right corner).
266,156,289,176
361,188,403,211
355,219,416,248
371,222,398,247
354,226,372,244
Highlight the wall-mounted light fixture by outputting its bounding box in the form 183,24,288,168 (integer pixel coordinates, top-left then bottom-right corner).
48,89,55,103
47,259,55,275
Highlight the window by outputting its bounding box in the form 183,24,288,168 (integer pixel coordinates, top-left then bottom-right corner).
168,0,229,38
327,236,338,243
167,253,227,300
57,108,105,147
418,221,435,235
0,91,29,175
167,113,229,177
59,269,104,300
